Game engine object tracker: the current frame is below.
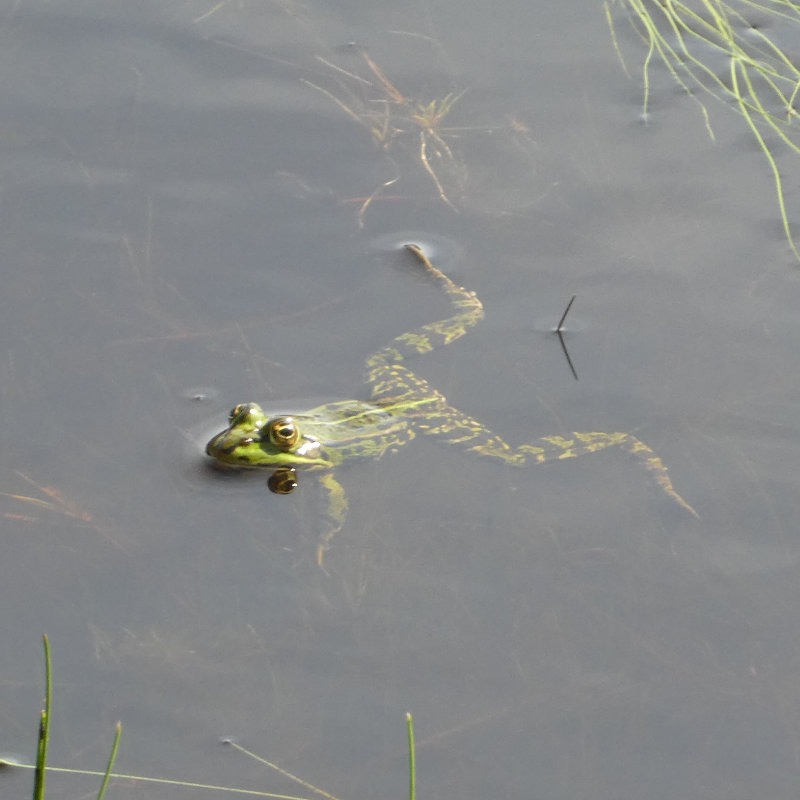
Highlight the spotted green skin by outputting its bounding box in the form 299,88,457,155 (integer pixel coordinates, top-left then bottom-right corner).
206,245,697,564
206,399,426,470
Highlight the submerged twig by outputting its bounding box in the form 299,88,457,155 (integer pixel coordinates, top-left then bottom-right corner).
302,46,468,216
224,739,340,800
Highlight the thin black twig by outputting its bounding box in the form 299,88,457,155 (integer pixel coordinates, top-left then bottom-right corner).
556,294,576,333
556,330,579,381
552,295,578,380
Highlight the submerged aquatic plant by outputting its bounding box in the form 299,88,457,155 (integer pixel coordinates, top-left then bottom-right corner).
606,0,800,260
302,46,471,219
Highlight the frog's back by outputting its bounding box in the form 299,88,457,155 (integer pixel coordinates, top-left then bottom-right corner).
303,400,415,463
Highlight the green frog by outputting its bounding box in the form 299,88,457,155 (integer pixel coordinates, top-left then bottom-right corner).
206,244,697,565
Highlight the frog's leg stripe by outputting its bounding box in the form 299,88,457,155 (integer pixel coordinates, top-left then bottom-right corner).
418,411,698,517
365,244,484,374
316,472,348,570
367,364,449,405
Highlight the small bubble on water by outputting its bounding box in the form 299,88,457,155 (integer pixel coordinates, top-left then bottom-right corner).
183,387,218,404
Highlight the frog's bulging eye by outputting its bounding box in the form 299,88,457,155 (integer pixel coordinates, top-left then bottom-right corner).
228,403,248,423
267,416,301,450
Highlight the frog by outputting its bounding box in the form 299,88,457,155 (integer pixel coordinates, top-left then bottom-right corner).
206,244,698,566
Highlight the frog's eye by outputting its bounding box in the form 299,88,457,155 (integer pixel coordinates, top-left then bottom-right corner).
269,468,298,495
228,404,248,423
267,416,301,450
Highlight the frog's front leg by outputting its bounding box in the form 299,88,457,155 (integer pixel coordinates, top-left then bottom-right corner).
417,408,698,517
316,472,349,569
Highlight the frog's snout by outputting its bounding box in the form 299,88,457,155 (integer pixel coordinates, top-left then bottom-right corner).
205,431,233,459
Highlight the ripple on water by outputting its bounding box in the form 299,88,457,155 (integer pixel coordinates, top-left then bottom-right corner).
366,230,463,264
181,385,220,405
532,314,588,335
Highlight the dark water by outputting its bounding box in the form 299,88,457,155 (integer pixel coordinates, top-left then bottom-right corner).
2,1,800,798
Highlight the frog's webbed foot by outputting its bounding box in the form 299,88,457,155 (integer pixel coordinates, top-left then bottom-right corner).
519,432,697,517
519,432,698,517
418,410,698,517
615,435,699,518
316,472,349,570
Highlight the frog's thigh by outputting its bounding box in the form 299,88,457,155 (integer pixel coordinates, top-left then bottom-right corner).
537,431,630,459
316,472,348,568
416,408,537,465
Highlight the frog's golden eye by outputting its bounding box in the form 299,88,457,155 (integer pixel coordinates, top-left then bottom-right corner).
267,416,301,450
269,468,298,495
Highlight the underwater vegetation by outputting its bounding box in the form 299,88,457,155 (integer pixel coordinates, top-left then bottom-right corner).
606,0,800,260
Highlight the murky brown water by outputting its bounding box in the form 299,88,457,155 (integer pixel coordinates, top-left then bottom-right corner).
2,2,800,799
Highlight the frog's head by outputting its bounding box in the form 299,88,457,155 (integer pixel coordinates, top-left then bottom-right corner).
205,403,327,469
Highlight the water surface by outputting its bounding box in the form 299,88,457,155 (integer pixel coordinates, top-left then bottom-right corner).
2,2,800,799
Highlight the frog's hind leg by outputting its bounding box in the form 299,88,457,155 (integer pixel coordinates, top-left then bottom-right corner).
616,435,699,518
367,363,448,408
418,409,698,517
365,244,484,381
535,432,699,517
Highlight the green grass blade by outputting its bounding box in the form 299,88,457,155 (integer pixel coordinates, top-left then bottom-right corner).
604,1,632,78
32,712,47,800
731,57,800,261
32,635,53,800
96,721,122,800
610,0,800,261
405,713,416,800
